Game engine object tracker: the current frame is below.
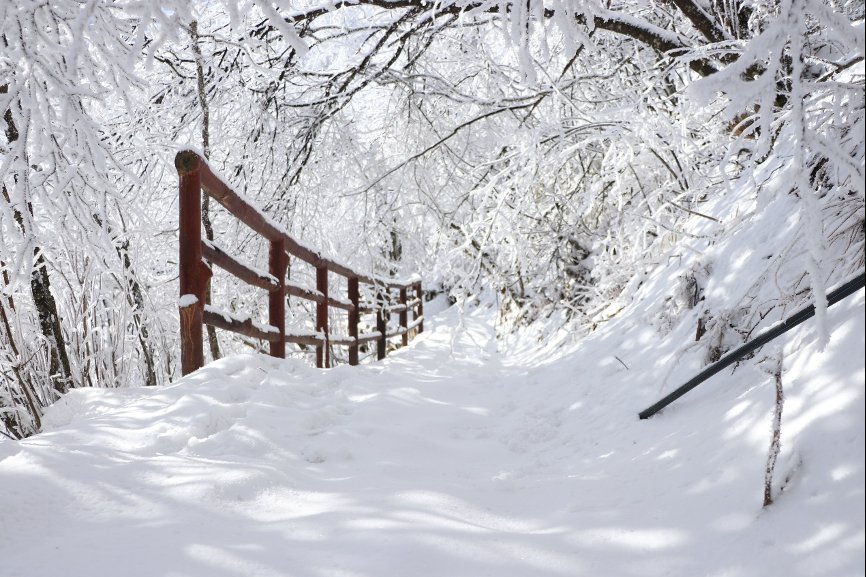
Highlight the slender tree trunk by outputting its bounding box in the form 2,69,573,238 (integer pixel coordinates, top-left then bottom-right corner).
389,226,402,277
190,20,221,362
30,253,72,394
90,210,158,387
0,327,43,436
120,241,157,386
1,264,44,437
0,292,41,439
2,88,72,395
763,353,785,508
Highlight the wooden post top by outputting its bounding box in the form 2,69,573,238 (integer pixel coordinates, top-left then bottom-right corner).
175,150,202,175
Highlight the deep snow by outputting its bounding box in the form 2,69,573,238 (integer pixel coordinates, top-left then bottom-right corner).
0,282,863,576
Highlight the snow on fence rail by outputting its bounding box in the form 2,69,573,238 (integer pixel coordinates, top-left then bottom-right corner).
175,149,423,375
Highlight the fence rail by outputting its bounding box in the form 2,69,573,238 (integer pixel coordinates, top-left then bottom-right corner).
176,150,423,375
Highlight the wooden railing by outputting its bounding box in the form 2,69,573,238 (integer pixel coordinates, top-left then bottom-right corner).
175,150,423,375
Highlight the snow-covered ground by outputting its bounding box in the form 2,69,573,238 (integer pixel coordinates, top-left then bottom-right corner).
0,282,862,576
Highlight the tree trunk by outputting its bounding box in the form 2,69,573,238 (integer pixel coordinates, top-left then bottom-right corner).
30,252,72,395
190,20,221,362
120,240,158,386
2,90,72,396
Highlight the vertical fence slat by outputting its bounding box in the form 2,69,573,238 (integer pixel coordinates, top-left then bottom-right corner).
316,266,329,368
376,308,387,361
348,277,359,366
399,287,408,347
268,239,287,358
415,282,424,334
177,151,205,375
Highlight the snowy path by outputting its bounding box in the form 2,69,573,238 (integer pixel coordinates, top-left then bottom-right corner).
1,297,863,577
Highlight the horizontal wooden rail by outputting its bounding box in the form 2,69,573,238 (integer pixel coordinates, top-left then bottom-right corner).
284,281,324,304
176,149,423,375
356,332,385,345
285,333,326,347
203,307,280,342
202,241,279,292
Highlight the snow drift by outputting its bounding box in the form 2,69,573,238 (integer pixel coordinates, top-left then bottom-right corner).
0,276,862,576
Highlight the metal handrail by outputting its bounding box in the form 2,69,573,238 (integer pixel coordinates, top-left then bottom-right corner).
639,271,865,419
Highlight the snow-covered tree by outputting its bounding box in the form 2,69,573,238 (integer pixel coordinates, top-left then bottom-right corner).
1,0,861,438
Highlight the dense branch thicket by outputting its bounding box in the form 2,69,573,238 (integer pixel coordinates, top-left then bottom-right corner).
1,0,862,438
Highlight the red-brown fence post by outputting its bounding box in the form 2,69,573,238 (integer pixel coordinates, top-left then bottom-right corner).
316,266,329,368
376,308,387,361
399,287,408,347
176,150,206,375
175,149,424,372
348,277,359,366
415,282,424,334
269,239,287,358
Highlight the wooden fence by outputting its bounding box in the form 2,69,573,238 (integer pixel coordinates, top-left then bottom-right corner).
175,150,423,376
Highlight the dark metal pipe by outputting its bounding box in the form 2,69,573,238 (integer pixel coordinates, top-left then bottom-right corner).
639,271,865,420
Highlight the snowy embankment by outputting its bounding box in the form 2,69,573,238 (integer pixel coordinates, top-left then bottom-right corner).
0,284,863,576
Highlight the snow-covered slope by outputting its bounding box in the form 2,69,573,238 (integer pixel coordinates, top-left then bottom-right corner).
0,282,863,576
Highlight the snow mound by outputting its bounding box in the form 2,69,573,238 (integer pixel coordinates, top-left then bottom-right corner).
0,294,863,576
